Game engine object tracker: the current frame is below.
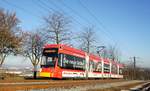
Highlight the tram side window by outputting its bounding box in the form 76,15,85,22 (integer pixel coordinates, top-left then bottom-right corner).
104,64,110,73
89,61,102,72
95,62,102,72
62,54,75,69
89,61,94,72
111,64,117,74
74,57,85,70
119,68,123,75
62,54,85,70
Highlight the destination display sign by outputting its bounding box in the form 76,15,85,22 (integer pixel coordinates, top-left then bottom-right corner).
44,50,57,53
43,48,58,55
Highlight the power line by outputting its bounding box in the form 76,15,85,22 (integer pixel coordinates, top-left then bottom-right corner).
32,0,85,40
36,0,56,13
44,0,85,27
35,0,85,31
58,0,117,45
78,0,118,44
32,0,52,13
45,0,63,13
59,0,92,25
3,0,117,45
78,0,107,29
3,0,41,18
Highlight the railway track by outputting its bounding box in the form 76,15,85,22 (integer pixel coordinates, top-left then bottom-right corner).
0,79,123,86
0,79,124,91
130,82,150,91
0,79,145,91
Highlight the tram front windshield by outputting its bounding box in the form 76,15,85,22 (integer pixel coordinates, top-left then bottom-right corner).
42,48,58,67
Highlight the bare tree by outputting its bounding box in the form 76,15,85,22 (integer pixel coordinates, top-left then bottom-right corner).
107,45,120,61
22,31,46,79
43,12,71,44
0,9,23,67
78,26,96,54
123,62,150,80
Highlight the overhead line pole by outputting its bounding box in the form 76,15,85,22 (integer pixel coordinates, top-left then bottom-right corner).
133,56,136,80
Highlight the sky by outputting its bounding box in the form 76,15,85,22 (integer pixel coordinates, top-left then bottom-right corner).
0,0,150,68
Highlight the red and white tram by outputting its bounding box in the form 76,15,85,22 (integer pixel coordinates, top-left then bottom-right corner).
39,44,123,79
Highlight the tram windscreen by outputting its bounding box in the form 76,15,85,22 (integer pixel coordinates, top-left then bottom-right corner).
42,48,58,67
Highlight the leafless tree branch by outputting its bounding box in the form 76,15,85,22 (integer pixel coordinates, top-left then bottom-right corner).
43,12,72,44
